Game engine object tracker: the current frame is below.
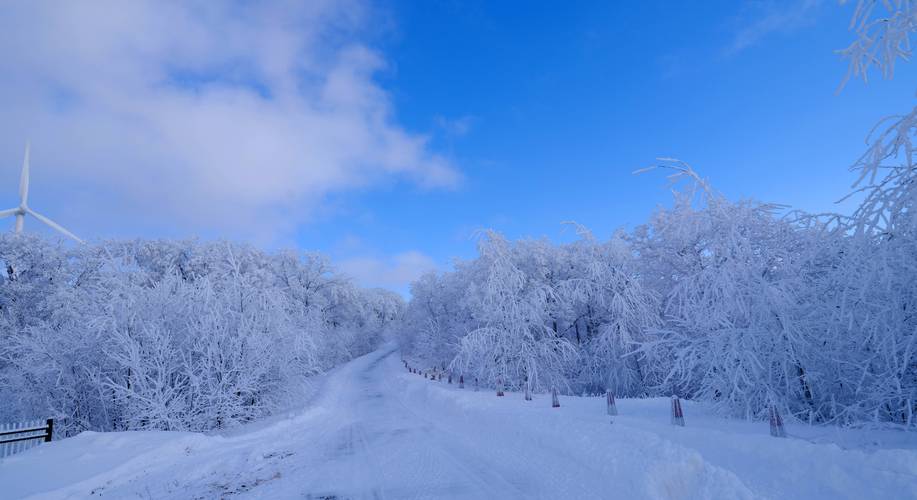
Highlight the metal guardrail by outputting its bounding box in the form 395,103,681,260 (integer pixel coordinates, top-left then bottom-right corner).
0,419,53,459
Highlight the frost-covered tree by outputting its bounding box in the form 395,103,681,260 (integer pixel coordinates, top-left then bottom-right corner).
393,2,917,427
402,231,659,397
0,235,399,435
632,163,828,419
398,158,916,426
824,0,917,425
552,230,660,395
451,232,577,392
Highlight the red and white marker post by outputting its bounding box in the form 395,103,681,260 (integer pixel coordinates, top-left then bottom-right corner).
769,405,786,438
671,395,685,426
606,390,618,416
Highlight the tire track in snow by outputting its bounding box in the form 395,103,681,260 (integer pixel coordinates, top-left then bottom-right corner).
357,348,531,499
389,348,757,499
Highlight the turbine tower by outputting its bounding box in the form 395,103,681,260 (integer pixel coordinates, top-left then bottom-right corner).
0,143,83,243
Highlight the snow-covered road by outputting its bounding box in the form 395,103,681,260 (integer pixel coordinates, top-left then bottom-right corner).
2,344,916,499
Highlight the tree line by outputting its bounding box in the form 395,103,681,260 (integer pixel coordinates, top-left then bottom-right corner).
400,1,917,428
399,163,916,427
0,236,402,435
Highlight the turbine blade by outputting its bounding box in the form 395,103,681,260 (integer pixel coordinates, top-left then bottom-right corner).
19,141,30,207
25,208,83,244
0,208,19,219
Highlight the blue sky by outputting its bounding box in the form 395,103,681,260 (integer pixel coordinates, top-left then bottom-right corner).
295,0,917,292
2,1,916,294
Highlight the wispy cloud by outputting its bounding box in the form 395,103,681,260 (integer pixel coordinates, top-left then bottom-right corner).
0,1,459,242
339,250,438,295
434,115,475,138
725,0,823,56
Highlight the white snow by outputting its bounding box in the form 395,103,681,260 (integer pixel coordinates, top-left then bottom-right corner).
2,344,916,500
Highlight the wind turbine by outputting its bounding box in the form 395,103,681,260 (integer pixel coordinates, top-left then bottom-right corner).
0,143,84,243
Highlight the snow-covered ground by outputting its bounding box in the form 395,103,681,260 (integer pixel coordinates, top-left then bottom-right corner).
2,344,916,500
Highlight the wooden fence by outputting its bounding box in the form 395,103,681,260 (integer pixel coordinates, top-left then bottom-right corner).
0,419,53,459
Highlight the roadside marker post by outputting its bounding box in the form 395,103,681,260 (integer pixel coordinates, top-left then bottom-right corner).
769,405,786,438
606,391,618,416
671,395,685,426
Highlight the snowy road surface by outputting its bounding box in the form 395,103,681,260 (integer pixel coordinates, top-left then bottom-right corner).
2,344,917,499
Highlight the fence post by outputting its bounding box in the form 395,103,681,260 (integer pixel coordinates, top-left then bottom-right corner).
0,418,53,457
496,379,504,397
769,405,786,437
671,395,685,426
552,386,560,408
475,377,479,392
459,375,464,389
448,373,452,384
606,391,618,416
524,380,532,401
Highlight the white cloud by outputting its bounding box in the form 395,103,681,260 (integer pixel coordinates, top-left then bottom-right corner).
725,0,823,56
434,115,474,138
339,251,438,295
0,1,459,242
